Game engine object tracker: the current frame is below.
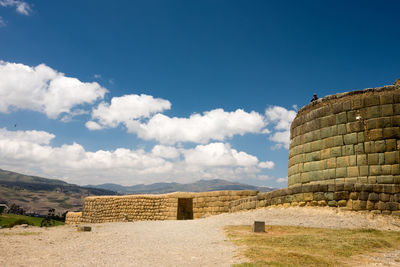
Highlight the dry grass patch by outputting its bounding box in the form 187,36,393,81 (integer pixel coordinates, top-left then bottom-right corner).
226,225,400,267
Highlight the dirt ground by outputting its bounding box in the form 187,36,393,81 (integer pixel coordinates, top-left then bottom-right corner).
1,206,400,266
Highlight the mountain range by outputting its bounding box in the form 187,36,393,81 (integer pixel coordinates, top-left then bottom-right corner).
0,168,274,215
85,179,274,194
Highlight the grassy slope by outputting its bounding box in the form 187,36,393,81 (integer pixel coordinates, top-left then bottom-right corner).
0,214,64,228
0,168,117,215
226,225,400,266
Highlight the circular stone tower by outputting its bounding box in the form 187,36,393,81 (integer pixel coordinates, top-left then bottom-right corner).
288,82,400,188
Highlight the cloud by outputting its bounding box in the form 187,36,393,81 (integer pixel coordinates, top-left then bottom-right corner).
60,109,89,122
0,0,31,15
184,143,259,167
85,121,102,130
94,74,101,79
151,145,180,159
265,106,297,149
125,108,266,144
276,177,288,183
258,161,274,169
88,94,171,129
0,128,275,185
0,61,107,119
0,16,6,27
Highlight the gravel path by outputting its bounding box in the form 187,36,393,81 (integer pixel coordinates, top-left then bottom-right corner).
1,206,400,266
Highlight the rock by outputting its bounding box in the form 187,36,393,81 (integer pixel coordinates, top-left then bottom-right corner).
253,221,265,232
77,226,91,232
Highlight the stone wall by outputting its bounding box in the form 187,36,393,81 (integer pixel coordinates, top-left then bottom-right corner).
229,82,400,216
65,211,83,224
65,190,258,224
229,183,400,216
288,84,400,187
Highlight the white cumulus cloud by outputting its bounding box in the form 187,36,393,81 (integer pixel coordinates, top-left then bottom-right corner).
0,61,107,119
126,108,266,144
276,177,288,183
0,128,275,185
184,143,259,167
0,0,31,15
88,94,171,129
265,106,297,149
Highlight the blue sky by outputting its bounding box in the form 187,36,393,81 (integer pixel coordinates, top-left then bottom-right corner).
0,0,399,187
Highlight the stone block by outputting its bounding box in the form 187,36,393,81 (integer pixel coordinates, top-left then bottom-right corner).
352,97,363,109
364,96,380,107
382,165,392,175
355,143,364,154
328,200,337,207
325,192,334,201
380,94,393,105
311,140,322,151
366,201,375,210
377,175,394,184
393,115,400,127
330,147,342,157
374,140,386,152
343,100,351,111
368,153,379,165
395,103,400,115
349,192,359,200
393,165,400,175
381,104,394,116
386,139,397,151
304,192,314,201
337,156,349,168
383,127,400,139
365,106,381,119
347,166,359,177
336,167,347,178
385,151,399,165
370,165,382,176
77,226,92,232
336,112,347,124
357,155,367,166
334,191,349,200
385,202,398,211
338,200,347,207
344,133,358,145
368,129,383,141
360,166,369,176
343,145,355,156
253,221,265,232
333,102,343,114
379,193,390,202
338,124,346,135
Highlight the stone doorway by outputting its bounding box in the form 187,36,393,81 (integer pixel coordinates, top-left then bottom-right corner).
177,198,193,220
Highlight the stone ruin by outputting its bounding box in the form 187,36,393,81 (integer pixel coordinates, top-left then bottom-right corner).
66,80,400,224
65,190,258,224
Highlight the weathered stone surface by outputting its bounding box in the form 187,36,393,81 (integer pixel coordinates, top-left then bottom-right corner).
253,221,265,232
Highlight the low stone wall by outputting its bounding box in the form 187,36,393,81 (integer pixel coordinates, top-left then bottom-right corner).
65,190,258,224
65,211,83,225
229,183,400,216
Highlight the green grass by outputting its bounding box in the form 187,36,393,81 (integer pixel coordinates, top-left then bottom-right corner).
226,225,400,267
0,214,64,228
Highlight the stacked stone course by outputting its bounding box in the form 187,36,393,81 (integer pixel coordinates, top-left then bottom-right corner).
65,190,257,224
230,82,400,215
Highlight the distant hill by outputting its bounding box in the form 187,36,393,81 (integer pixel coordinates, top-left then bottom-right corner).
86,179,275,194
0,169,117,215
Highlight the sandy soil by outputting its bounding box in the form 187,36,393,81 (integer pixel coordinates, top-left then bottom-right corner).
1,206,400,266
